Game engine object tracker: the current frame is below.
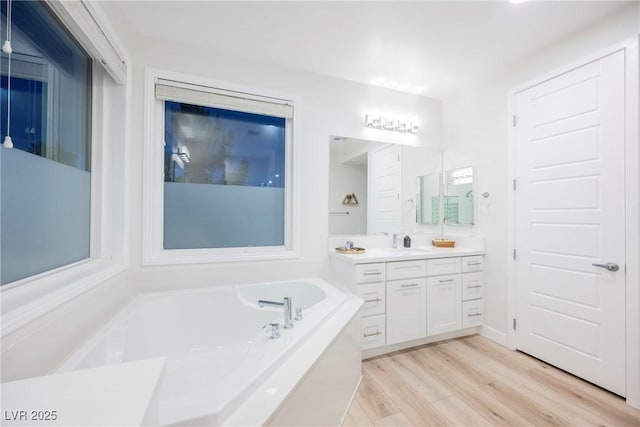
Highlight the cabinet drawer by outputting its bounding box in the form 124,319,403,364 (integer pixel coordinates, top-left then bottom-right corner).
361,315,386,350
426,257,461,276
462,299,484,328
356,282,386,317
462,272,484,301
462,255,484,273
386,260,427,280
355,263,386,283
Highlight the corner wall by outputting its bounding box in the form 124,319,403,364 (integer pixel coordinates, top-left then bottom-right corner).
442,4,639,334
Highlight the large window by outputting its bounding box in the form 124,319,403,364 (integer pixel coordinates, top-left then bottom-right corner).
0,1,92,285
145,75,296,262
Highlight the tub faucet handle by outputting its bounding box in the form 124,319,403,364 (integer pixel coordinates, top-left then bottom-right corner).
295,307,303,321
263,323,280,339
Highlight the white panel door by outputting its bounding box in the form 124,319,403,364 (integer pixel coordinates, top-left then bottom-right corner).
514,51,626,396
368,144,401,234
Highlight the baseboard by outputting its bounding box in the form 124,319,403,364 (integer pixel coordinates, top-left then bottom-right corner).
362,327,481,360
481,324,508,347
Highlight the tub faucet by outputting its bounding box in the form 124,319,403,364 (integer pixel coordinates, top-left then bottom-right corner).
258,297,293,329
263,323,280,339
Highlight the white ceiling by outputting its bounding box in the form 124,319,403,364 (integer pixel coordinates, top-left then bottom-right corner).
110,1,634,99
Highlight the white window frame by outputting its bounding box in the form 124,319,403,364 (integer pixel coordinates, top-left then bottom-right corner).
0,2,129,337
142,68,300,266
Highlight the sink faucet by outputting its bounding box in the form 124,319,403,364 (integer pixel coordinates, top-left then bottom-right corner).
392,233,399,249
258,297,293,329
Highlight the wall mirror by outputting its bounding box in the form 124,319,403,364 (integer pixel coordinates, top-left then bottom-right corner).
329,136,441,236
443,166,474,225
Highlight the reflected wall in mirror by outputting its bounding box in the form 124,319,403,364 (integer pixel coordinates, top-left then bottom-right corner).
416,173,441,225
328,137,376,235
443,166,474,225
329,136,441,236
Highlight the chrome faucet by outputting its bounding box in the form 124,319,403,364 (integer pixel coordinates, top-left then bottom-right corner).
392,233,399,249
258,297,293,329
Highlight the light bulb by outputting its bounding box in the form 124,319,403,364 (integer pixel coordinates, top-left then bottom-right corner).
2,40,12,54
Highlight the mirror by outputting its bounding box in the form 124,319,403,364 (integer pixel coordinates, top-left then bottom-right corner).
416,173,441,225
443,166,474,225
329,136,441,236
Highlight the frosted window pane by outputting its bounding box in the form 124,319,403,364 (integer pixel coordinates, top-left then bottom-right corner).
0,1,92,285
163,102,286,249
1,149,90,284
164,183,284,249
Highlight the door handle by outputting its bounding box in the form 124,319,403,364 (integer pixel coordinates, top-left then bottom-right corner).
592,262,619,272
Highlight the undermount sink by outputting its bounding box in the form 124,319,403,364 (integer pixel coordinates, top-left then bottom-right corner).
412,246,437,252
379,248,427,256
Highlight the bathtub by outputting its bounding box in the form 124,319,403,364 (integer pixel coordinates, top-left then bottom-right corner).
56,278,361,426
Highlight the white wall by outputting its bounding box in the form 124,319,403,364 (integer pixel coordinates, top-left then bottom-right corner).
99,23,443,290
328,152,368,235
442,4,639,334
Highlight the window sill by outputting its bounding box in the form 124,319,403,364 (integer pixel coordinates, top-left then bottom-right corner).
1,259,127,338
142,248,299,266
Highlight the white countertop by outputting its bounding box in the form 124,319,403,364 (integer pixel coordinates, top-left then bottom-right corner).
1,358,166,426
329,246,484,264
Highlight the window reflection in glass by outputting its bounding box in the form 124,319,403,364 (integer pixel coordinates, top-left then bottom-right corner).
164,101,285,187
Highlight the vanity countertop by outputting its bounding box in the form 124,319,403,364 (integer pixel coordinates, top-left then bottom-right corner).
329,246,484,264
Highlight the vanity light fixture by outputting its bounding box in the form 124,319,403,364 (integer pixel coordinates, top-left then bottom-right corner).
365,114,419,134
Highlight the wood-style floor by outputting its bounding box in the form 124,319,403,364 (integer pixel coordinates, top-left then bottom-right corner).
343,335,640,427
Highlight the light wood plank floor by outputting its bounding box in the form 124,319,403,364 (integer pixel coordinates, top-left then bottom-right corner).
343,335,640,427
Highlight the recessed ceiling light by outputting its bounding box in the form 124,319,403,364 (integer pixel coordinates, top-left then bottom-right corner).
509,0,530,4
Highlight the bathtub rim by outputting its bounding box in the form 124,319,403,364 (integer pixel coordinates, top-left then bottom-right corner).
222,292,363,426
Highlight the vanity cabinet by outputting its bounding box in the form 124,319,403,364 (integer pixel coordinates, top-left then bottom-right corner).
331,251,484,356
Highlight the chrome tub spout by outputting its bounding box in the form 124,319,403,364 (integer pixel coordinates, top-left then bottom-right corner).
258,297,293,329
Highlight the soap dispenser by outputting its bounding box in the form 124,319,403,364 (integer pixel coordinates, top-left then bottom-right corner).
403,233,411,248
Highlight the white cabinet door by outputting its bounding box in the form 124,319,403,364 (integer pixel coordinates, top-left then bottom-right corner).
427,275,461,336
386,278,427,345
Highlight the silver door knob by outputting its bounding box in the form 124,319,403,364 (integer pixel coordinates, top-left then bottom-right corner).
592,262,619,272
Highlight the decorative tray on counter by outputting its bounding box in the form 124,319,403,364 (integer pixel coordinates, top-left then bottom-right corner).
335,247,366,254
432,239,456,248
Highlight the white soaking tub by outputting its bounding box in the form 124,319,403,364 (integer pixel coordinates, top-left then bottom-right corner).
56,278,361,426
